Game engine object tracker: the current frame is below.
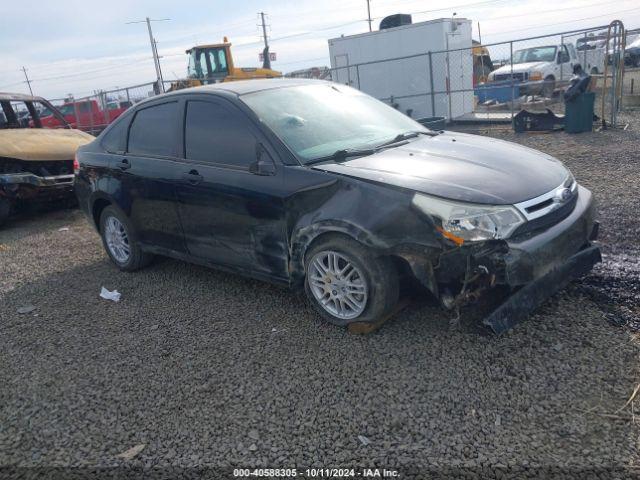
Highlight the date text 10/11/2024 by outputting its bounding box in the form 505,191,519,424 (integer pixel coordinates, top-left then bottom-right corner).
233,468,400,478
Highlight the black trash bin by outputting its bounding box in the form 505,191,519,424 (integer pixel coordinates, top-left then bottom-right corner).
564,92,595,133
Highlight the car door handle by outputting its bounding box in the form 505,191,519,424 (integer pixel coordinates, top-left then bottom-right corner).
182,170,203,184
118,158,131,170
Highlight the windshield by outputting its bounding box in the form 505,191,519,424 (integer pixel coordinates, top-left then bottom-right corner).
512,46,557,64
188,47,229,80
241,84,426,163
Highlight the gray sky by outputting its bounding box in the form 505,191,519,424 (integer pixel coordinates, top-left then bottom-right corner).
1,0,638,99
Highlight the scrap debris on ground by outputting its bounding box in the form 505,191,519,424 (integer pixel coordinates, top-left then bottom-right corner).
0,112,639,478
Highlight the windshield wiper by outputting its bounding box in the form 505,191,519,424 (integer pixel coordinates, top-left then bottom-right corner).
376,130,440,149
306,147,376,165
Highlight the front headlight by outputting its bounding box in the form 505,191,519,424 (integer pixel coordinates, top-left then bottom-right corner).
529,71,543,81
412,193,526,244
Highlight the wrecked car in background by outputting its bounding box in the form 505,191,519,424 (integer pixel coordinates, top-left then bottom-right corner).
75,79,601,334
0,92,94,226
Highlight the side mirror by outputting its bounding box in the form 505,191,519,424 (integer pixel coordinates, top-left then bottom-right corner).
249,143,276,176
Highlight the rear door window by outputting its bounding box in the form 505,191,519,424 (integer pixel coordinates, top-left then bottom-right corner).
101,115,130,154
184,100,255,168
128,102,178,157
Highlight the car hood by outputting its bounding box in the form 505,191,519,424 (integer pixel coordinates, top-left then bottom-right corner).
0,128,94,161
492,62,549,75
312,132,569,204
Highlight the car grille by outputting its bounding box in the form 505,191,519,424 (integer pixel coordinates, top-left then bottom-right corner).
511,178,578,239
493,72,528,82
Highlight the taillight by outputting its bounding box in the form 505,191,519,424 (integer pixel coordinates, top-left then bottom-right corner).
73,154,80,175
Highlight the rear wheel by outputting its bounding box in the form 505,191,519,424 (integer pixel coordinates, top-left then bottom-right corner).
99,206,153,271
304,235,399,327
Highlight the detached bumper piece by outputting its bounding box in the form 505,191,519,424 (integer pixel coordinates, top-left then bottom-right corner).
483,245,601,335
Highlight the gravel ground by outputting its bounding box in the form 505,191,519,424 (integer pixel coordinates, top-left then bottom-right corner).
1,113,639,479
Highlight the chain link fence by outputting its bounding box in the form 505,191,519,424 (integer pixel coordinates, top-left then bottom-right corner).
329,24,638,128
42,24,639,135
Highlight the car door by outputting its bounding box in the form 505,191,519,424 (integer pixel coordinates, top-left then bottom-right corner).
111,99,187,253
174,96,289,280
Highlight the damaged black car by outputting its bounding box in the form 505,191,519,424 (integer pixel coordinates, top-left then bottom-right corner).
75,79,600,333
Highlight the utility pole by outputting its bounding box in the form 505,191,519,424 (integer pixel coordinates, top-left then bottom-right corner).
146,17,165,93
22,67,33,96
126,17,170,94
366,0,372,32
259,12,271,70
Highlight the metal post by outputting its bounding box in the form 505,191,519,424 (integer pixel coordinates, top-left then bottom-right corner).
366,0,372,32
582,32,587,71
428,52,436,116
356,64,361,90
510,41,515,124
72,100,81,131
21,67,33,96
560,35,564,82
126,88,131,104
88,96,95,135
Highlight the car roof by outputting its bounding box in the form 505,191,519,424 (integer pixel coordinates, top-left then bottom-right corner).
0,92,46,102
141,78,331,106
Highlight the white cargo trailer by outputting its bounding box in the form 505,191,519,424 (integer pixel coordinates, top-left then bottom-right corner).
328,18,474,121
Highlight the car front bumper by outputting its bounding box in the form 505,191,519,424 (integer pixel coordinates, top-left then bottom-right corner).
434,185,600,334
0,173,75,201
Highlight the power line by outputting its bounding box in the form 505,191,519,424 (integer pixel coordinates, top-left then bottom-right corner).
484,6,640,38
480,0,633,24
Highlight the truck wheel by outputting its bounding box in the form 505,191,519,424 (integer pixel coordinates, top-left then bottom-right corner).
542,76,555,98
0,198,10,227
304,234,399,327
99,206,153,271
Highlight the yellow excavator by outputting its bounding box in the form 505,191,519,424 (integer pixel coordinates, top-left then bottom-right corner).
170,37,282,90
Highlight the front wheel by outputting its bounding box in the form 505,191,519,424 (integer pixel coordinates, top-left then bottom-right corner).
304,235,399,327
542,75,555,98
99,206,153,271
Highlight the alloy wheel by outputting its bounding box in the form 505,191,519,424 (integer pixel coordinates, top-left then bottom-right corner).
104,216,130,264
307,250,368,320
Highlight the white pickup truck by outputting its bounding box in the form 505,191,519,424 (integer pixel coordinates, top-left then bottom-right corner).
487,44,579,97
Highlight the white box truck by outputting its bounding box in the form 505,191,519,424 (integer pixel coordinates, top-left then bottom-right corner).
328,18,474,121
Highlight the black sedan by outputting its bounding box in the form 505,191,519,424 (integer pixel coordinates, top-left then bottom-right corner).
74,79,600,333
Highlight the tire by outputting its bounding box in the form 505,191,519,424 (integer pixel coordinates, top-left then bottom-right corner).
0,198,10,227
542,75,555,98
99,206,153,271
304,234,399,327
590,67,599,75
